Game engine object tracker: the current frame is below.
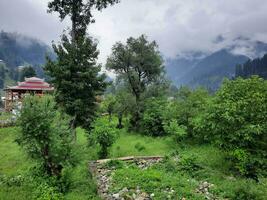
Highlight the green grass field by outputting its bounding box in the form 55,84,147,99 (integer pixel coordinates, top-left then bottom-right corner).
0,126,266,199
110,129,174,158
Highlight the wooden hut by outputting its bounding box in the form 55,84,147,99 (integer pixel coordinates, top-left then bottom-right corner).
4,77,54,112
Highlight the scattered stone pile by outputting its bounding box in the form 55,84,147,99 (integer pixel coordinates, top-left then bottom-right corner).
90,157,219,200
89,156,163,200
196,181,217,200
0,119,16,127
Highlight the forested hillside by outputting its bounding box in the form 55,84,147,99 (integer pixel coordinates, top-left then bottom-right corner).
236,53,267,79
0,31,55,82
166,49,249,91
165,40,267,90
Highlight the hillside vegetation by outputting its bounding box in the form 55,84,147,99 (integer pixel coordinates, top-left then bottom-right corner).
1,1,267,200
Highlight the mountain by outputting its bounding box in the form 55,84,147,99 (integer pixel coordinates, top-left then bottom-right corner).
236,53,267,79
178,49,249,90
165,38,267,90
165,51,206,86
0,31,55,78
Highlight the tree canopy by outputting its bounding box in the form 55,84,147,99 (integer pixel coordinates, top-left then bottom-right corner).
48,0,119,41
106,35,164,128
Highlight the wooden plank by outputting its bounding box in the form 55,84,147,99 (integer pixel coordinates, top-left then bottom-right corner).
95,155,164,164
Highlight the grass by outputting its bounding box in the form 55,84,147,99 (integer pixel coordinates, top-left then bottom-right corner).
0,127,34,200
0,127,33,175
0,127,100,200
111,166,205,200
65,127,100,200
110,129,174,158
108,141,267,200
0,122,266,200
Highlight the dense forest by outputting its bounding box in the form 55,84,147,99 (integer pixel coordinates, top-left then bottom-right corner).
236,53,267,79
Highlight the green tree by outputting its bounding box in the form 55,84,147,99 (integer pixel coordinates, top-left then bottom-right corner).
90,118,117,158
19,65,36,81
194,76,267,177
17,95,72,177
165,86,210,136
142,97,168,136
106,35,164,128
114,87,135,129
45,35,106,132
48,0,119,42
46,0,119,134
102,94,116,122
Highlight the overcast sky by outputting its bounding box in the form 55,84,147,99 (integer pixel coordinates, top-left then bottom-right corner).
1,0,267,63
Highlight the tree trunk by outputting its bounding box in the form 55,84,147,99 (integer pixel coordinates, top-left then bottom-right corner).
130,93,142,130
117,113,123,129
43,144,62,177
71,114,77,142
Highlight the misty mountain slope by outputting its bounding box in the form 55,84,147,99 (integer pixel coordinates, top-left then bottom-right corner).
165,58,198,85
180,49,249,90
0,31,54,68
165,51,207,86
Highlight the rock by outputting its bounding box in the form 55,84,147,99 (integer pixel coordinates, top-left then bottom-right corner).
122,187,129,193
203,181,209,188
112,193,120,199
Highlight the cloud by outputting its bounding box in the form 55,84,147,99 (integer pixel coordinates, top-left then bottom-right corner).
1,0,267,62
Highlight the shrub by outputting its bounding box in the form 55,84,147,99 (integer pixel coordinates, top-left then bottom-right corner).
194,77,267,177
91,117,118,159
141,97,168,136
178,154,202,175
165,87,210,135
0,174,24,187
34,182,63,200
231,183,261,200
163,120,187,143
17,95,73,177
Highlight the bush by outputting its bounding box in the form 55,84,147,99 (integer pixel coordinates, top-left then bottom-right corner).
34,182,63,200
163,120,187,143
0,174,24,187
17,95,73,177
141,98,168,136
194,77,267,177
165,87,210,136
178,154,202,175
91,117,118,159
231,183,261,200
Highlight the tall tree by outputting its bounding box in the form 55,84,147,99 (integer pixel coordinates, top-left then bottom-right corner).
46,0,119,134
45,35,106,132
48,0,119,43
106,35,164,128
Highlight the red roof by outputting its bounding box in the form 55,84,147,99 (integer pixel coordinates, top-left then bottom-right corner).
6,77,54,91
